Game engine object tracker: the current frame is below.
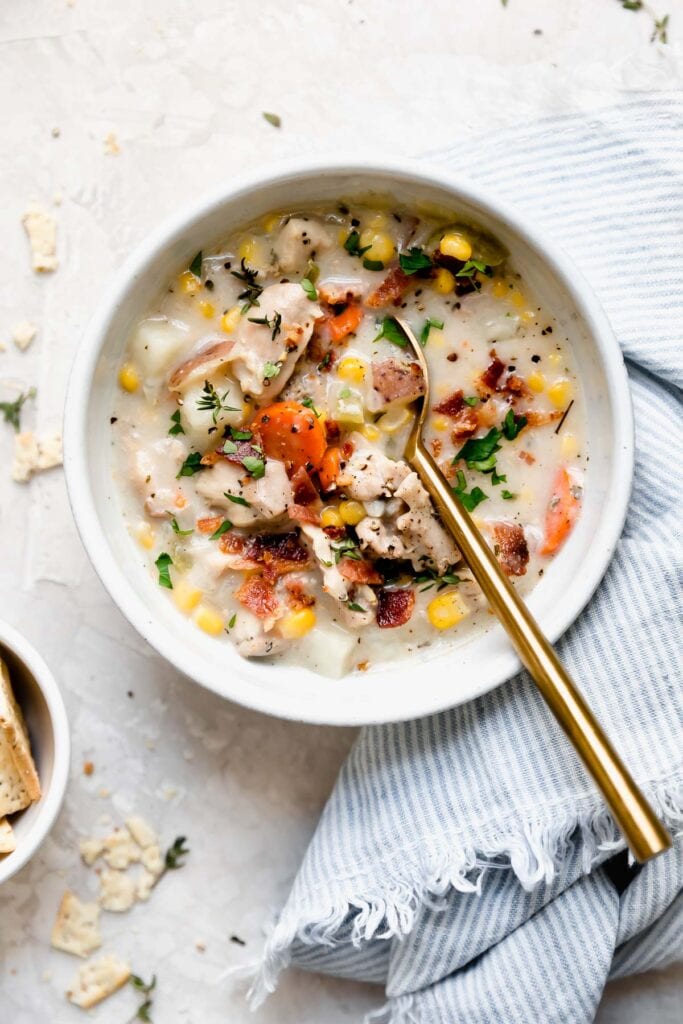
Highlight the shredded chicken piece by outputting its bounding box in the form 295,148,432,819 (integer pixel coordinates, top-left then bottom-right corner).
195,458,292,525
300,523,349,601
130,438,186,517
336,435,410,501
395,473,460,574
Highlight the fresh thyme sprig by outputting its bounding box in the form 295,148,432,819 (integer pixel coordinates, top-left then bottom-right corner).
0,387,36,432
414,568,463,592
247,311,282,340
129,973,156,1023
164,836,190,871
196,380,240,424
231,258,263,312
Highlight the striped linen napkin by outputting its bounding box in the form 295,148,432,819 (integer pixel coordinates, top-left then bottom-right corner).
252,97,683,1023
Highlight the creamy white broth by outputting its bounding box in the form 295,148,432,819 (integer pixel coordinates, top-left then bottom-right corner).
111,203,585,677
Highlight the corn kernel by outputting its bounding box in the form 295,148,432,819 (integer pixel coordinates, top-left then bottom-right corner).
547,351,562,367
439,232,472,262
263,212,282,233
338,357,367,383
520,310,536,325
220,306,241,334
194,605,224,636
198,300,215,319
547,378,573,409
366,211,388,231
560,432,579,459
527,371,546,393
238,237,258,262
321,506,344,529
432,415,449,432
359,229,394,264
118,363,140,393
427,590,470,630
173,579,202,614
378,406,411,434
509,288,526,309
179,270,201,296
279,608,317,640
359,423,380,442
134,522,154,550
491,278,508,299
432,267,455,295
338,227,349,246
339,500,366,526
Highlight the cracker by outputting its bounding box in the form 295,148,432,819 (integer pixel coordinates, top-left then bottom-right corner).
125,815,157,850
101,826,141,870
99,869,136,912
66,953,130,1009
51,892,101,958
0,816,16,854
0,657,41,811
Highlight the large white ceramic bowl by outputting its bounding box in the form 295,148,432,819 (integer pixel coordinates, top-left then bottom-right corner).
0,621,70,885
63,159,633,726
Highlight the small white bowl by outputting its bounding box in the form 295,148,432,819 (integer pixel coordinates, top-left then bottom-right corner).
0,621,70,885
64,158,633,726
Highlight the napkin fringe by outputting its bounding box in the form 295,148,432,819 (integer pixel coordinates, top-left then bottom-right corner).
249,779,683,1009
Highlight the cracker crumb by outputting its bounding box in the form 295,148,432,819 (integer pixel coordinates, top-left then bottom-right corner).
79,836,105,866
12,321,37,352
125,816,157,850
51,891,101,958
12,431,63,483
101,826,141,870
83,761,94,776
104,132,120,156
22,203,58,272
195,939,206,952
99,869,136,912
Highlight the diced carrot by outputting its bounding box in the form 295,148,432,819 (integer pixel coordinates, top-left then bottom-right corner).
319,446,342,491
251,401,327,473
540,467,580,555
327,304,363,343
197,515,223,534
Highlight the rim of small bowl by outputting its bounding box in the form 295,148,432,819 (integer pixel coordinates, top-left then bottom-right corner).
63,156,634,725
0,620,70,884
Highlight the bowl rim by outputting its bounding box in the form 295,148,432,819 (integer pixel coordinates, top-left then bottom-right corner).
0,619,71,885
63,156,634,725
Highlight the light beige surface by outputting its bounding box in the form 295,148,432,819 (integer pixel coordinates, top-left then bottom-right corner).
0,1,680,1020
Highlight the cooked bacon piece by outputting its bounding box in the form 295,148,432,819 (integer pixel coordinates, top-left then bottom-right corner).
366,267,411,308
246,532,309,579
371,359,425,408
168,340,234,391
430,438,443,458
341,440,355,459
522,409,563,428
200,449,222,466
519,450,536,465
479,356,505,392
434,389,479,440
337,557,384,586
434,389,465,417
324,418,341,443
322,524,347,541
288,503,321,525
284,578,315,610
197,515,223,534
376,587,415,628
503,374,529,397
491,522,529,576
290,466,319,505
219,532,247,554
235,575,279,619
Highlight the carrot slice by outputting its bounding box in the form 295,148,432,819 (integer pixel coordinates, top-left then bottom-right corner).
319,446,342,491
251,401,327,473
328,304,363,343
540,467,580,555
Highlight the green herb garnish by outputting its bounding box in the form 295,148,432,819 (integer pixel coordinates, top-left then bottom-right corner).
0,387,36,432
262,111,281,128
363,258,384,271
227,613,237,630
242,455,265,479
414,568,463,592
463,396,479,407
455,258,489,278
491,469,507,486
338,386,352,400
164,835,190,870
224,492,251,507
155,552,173,589
652,13,669,41
196,380,240,424
189,251,202,277
301,278,318,300
248,311,282,340
228,427,253,441
331,538,362,563
346,601,367,613
501,490,516,500
374,316,408,348
301,396,321,417
262,360,282,380
419,316,444,346
176,451,204,478
209,519,233,540
170,518,193,536
130,974,156,1023
453,427,502,468
168,409,185,435
318,351,331,371
502,408,527,440
452,470,489,512
343,229,372,258
231,259,263,313
399,247,433,275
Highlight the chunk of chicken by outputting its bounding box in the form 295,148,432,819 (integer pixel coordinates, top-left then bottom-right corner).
300,524,349,602
195,458,292,526
130,437,186,517
336,434,410,502
224,283,322,398
356,517,409,562
395,473,460,574
274,217,332,274
231,610,287,658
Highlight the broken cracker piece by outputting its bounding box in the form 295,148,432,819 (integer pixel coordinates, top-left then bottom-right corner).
102,826,141,869
12,431,63,483
12,321,37,352
104,132,120,155
22,203,58,272
66,953,131,1009
79,836,105,866
0,657,41,816
140,843,164,877
0,817,16,854
135,868,157,902
125,815,157,850
99,869,136,912
51,892,101,958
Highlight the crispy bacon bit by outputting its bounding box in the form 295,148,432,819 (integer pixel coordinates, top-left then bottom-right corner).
285,578,315,610
341,440,355,459
197,515,223,534
430,438,443,458
219,532,247,554
356,660,370,672
521,409,563,428
247,531,309,572
376,587,415,628
288,503,321,525
290,466,319,505
371,358,425,408
366,267,411,308
324,418,341,443
235,575,279,619
479,356,505,392
200,450,221,466
450,406,479,442
519,450,536,465
434,389,465,417
337,558,384,586
503,374,529,397
322,524,347,541
491,522,529,576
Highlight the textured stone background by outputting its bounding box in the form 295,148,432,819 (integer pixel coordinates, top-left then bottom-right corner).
0,1,681,1020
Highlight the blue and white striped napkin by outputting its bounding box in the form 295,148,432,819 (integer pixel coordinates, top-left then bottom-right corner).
253,97,683,1023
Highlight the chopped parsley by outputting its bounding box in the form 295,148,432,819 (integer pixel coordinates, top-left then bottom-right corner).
455,258,489,278
338,386,352,400
463,396,479,407
227,612,237,630
209,519,233,540
343,229,371,258
231,259,263,313
301,277,318,300
374,316,408,348
399,247,433,275
491,468,507,486
262,111,281,128
155,552,174,589
262,360,282,380
318,351,331,371
189,251,202,277
346,601,367,613
502,408,528,440
170,517,193,536
0,387,36,432
164,835,190,870
501,490,516,500
224,492,251,507
242,455,266,479
196,380,240,423
248,311,282,340
363,257,384,271
168,409,185,435
453,427,502,468
419,316,444,346
227,426,253,441
176,451,204,478
452,470,489,513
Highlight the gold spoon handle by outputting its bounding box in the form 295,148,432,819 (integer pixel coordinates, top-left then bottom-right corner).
411,440,671,863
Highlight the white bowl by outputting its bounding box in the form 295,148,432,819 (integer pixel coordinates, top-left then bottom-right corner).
64,158,633,726
0,620,70,884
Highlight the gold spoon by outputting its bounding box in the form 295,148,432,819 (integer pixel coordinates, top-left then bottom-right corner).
396,317,671,863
